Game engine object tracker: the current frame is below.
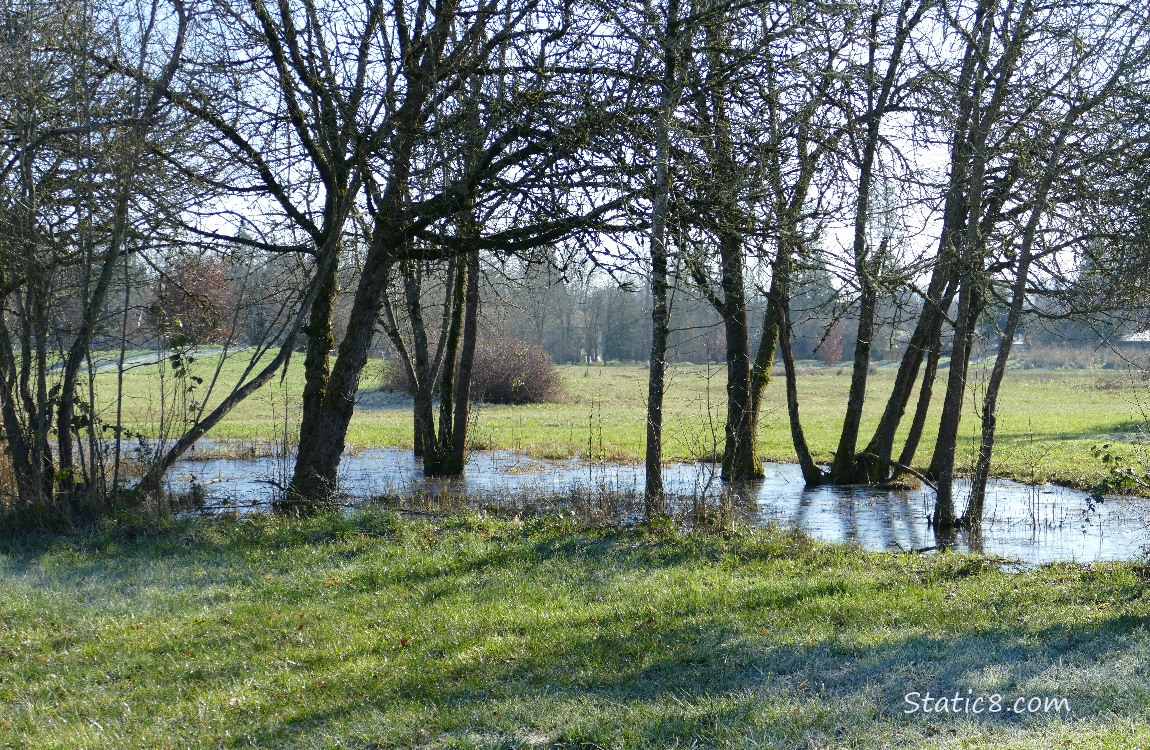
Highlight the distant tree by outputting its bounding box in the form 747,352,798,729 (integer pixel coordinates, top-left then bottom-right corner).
819,320,846,367
150,255,238,345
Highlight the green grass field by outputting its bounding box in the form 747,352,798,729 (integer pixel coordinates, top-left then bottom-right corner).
1,510,1147,748
96,352,1150,489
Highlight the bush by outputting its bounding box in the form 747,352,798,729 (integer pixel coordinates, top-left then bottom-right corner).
472,338,563,404
382,335,563,405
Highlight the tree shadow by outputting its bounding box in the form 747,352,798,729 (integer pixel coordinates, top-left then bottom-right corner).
4,518,1148,748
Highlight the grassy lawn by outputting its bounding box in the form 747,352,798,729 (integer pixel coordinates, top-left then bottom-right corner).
96,354,1149,489
1,510,1148,748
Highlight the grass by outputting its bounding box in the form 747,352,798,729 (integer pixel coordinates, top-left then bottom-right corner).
1,509,1148,748
94,353,1150,490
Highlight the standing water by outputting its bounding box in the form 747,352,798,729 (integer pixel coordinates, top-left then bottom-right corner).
165,446,1149,566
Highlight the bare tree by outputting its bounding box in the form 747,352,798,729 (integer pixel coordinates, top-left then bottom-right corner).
829,0,930,484
130,0,375,497
286,0,632,506
0,0,189,522
644,0,685,515
964,2,1150,530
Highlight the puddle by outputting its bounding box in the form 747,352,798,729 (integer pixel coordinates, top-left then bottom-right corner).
164,446,1150,566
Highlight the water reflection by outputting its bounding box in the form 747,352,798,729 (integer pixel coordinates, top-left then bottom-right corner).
165,446,1149,566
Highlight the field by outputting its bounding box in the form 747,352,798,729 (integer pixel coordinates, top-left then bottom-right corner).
1,510,1147,749
7,359,1148,748
96,353,1150,489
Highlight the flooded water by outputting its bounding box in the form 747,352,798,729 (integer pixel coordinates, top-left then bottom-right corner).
165,446,1150,566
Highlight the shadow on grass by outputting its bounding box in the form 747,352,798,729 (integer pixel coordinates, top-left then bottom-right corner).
992,423,1146,444
3,515,1148,748
258,537,1148,746
262,609,1150,748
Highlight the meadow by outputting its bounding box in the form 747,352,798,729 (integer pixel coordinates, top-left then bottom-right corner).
1,509,1148,749
3,358,1144,748
98,352,1150,489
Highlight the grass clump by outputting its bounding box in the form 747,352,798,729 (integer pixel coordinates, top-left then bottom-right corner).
1,509,1149,748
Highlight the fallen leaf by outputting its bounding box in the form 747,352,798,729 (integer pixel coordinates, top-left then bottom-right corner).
400,636,410,647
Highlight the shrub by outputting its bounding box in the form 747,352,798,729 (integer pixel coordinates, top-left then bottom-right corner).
381,335,563,405
472,337,563,404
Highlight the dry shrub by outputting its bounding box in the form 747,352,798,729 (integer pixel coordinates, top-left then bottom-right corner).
148,254,239,345
472,337,563,404
382,334,563,405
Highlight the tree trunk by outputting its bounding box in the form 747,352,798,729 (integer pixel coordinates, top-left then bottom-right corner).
749,251,786,424
931,0,1034,530
0,318,53,512
828,1,924,484
860,273,957,480
403,263,439,472
779,298,824,484
643,0,680,519
930,281,983,529
831,282,877,483
447,250,481,473
295,250,339,490
284,0,457,506
645,245,671,517
719,231,760,481
895,313,944,474
932,113,993,528
875,90,977,483
694,18,760,482
967,120,1076,527
287,211,409,506
425,259,466,476
55,189,131,497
